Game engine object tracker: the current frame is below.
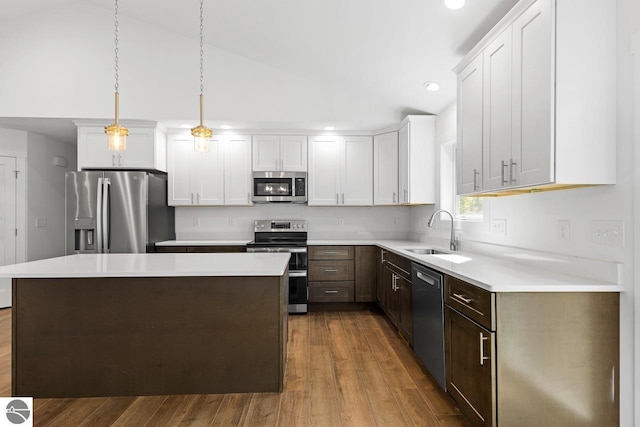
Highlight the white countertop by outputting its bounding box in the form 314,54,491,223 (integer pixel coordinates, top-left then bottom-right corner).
153,238,623,293
0,253,290,278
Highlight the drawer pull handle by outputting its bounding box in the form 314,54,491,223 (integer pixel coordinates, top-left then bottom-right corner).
452,293,473,304
480,332,490,365
324,269,338,272
324,290,339,294
324,251,338,254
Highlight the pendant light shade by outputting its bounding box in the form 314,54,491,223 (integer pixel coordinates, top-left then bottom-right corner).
105,0,128,152
192,0,212,152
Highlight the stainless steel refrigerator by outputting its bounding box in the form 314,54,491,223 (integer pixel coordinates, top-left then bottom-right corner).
66,171,175,254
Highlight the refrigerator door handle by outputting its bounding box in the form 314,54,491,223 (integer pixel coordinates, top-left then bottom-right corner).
103,178,111,253
96,177,103,253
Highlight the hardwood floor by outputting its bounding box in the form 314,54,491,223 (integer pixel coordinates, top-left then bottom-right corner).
0,307,469,426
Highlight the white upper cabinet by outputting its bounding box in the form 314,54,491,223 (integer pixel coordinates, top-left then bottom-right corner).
167,132,251,206
399,116,436,204
455,0,616,195
482,27,514,191
456,55,484,195
373,132,399,205
252,135,307,172
308,135,372,206
75,121,167,172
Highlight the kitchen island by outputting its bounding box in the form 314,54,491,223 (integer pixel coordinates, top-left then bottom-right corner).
0,253,290,398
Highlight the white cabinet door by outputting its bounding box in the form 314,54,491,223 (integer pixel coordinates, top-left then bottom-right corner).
374,132,398,205
482,28,513,191
280,136,307,171
224,135,252,205
252,135,280,171
512,0,553,187
398,123,410,203
198,138,224,205
456,54,484,195
167,135,196,206
342,136,373,206
78,127,116,169
118,128,156,169
308,136,341,206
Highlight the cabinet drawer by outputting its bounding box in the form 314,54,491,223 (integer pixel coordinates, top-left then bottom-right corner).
309,261,354,281
309,246,354,260
187,246,245,253
386,251,411,279
309,282,354,302
445,276,494,330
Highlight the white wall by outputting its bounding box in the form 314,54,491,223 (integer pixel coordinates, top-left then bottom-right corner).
0,2,399,129
25,133,76,261
176,205,412,241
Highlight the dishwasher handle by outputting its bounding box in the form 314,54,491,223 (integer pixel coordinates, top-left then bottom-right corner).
416,271,437,286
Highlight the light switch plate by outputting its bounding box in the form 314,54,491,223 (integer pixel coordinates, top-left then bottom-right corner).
591,220,624,246
491,219,507,235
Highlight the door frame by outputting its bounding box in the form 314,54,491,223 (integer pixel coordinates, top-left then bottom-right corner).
0,151,26,264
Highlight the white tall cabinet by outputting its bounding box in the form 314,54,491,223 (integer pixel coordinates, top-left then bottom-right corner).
252,135,307,172
167,132,251,206
373,132,399,205
308,135,373,206
455,0,616,195
399,116,436,204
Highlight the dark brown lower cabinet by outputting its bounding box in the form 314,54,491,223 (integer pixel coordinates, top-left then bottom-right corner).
376,248,387,310
382,252,412,344
445,305,495,427
396,274,412,343
154,245,246,253
355,246,377,302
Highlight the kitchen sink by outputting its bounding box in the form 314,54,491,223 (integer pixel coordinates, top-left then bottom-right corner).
404,248,449,255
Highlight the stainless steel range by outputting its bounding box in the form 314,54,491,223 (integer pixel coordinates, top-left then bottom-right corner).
246,220,308,314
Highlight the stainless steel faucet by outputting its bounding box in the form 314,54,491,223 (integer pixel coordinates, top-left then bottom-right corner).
427,209,458,251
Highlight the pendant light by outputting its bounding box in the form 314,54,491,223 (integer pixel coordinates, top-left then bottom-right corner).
104,0,128,152
192,0,212,152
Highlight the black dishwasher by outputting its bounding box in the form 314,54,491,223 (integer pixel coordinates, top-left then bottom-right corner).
411,262,446,391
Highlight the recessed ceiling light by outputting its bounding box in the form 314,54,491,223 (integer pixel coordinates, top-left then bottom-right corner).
324,126,336,131
220,125,231,129
423,81,441,91
444,0,465,10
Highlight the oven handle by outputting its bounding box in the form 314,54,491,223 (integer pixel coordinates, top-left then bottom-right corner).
289,271,307,278
247,247,307,253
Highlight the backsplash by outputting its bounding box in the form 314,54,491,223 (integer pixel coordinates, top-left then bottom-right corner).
175,205,412,240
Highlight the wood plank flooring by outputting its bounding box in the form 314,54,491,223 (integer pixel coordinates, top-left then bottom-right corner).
0,307,469,426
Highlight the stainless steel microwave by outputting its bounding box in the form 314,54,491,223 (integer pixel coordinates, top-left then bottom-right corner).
252,171,307,203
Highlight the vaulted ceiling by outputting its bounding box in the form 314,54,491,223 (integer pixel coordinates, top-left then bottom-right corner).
0,0,518,141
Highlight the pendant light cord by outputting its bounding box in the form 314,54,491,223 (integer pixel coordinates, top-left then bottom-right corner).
199,0,204,97
114,0,120,93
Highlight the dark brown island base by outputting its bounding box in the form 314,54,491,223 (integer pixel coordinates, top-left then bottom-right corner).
7,254,289,398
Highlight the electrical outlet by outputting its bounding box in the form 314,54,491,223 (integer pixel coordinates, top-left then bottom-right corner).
558,220,570,240
338,218,345,227
228,217,235,226
393,218,399,227
193,217,200,227
491,219,507,235
35,218,47,228
591,220,624,246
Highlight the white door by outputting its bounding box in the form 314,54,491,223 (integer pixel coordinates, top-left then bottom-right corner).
308,136,340,206
342,136,373,205
483,27,513,191
167,136,196,206
456,54,484,195
199,137,225,205
253,135,280,171
224,135,252,205
0,156,16,308
374,132,399,205
512,0,554,187
280,136,308,172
